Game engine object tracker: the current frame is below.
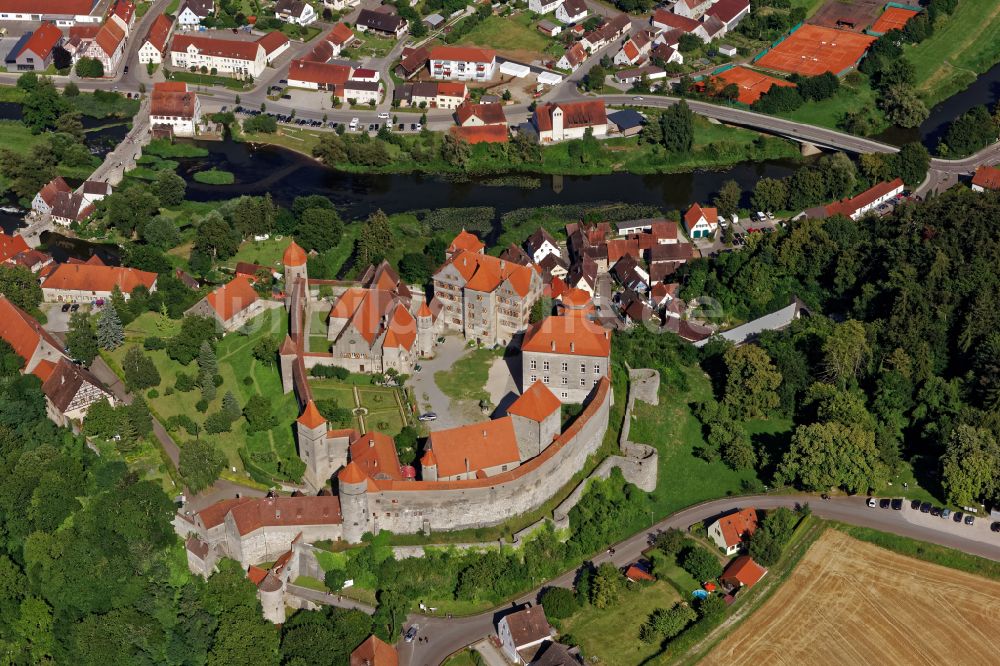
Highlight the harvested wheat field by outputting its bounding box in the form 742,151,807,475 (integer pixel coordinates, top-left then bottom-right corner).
704,530,1000,666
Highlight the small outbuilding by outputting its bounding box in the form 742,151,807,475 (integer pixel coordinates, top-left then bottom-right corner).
720,555,767,590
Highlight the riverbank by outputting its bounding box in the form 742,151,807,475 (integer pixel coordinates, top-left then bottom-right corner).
234,114,801,177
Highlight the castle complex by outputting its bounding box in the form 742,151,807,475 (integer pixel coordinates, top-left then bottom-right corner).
177,234,660,623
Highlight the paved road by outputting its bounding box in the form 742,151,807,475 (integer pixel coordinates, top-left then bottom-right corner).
285,493,1000,666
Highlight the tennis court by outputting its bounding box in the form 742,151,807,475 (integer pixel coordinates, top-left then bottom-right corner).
869,6,920,33
711,66,795,104
756,24,875,76
810,0,884,31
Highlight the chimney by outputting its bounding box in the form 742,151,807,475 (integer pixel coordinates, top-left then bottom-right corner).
275,509,281,519
465,458,470,472
570,341,575,352
369,438,374,447
550,340,555,351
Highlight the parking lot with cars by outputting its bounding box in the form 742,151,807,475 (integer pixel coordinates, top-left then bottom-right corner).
867,495,1000,543
234,106,421,135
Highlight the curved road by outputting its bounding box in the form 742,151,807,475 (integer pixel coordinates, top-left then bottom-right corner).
292,494,1000,666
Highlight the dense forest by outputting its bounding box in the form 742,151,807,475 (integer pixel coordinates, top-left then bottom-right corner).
678,186,1000,507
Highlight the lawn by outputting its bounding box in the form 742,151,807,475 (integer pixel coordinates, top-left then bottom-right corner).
192,167,235,184
104,309,303,484
441,650,479,666
907,0,1000,107
239,125,327,157
650,549,702,598
170,71,252,91
307,379,409,435
340,30,396,60
224,236,294,273
0,120,100,191
146,138,209,158
560,580,681,666
434,347,497,403
456,14,554,61
773,73,882,132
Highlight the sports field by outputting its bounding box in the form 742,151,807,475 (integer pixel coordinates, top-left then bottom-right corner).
704,530,1000,666
869,6,920,34
756,24,875,76
711,66,795,105
809,0,883,31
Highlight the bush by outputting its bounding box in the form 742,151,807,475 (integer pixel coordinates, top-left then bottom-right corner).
243,376,254,386
195,398,209,413
311,365,351,380
539,587,578,619
204,411,233,434
144,336,165,350
147,389,159,399
175,372,196,392
680,545,723,582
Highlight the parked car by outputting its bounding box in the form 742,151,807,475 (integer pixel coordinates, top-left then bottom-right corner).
964,514,975,525
867,497,877,508
70,304,80,312
890,498,903,510
930,506,941,516
879,498,891,509
953,511,964,523
350,118,359,130
61,303,71,312
911,499,922,510
941,508,951,519
377,111,390,120
991,521,1000,532
919,502,931,513
410,123,418,131
398,123,405,131
418,412,437,422
404,625,419,643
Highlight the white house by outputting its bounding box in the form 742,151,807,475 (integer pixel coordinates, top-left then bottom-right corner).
497,606,553,665
674,0,714,19
707,508,758,556
555,0,587,24
683,203,718,239
525,227,561,264
532,100,608,143
274,0,316,26
613,29,655,67
177,0,214,28
556,42,587,72
75,19,127,73
322,0,361,11
428,45,497,82
822,178,904,220
150,81,201,137
138,13,172,64
343,80,381,105
528,0,561,14
169,33,267,78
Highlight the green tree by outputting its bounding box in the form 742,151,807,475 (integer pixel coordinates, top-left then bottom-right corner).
941,425,1000,507
101,185,160,237
584,64,607,92
441,132,471,167
97,305,125,350
244,395,277,432
0,265,43,313
194,211,241,260
209,604,279,666
324,568,347,592
21,77,67,133
723,345,781,419
896,142,930,186
75,57,104,78
122,346,161,390
539,587,578,619
823,319,869,386
680,546,722,581
713,180,741,219
0,141,57,199
127,396,153,438
142,215,183,250
152,170,187,207
222,391,241,422
356,209,393,267
65,311,98,365
179,439,227,493
296,207,343,252
778,421,888,493
879,84,928,128
371,589,408,642
590,562,622,609
197,340,218,379
639,603,697,643
654,528,688,557
660,100,694,153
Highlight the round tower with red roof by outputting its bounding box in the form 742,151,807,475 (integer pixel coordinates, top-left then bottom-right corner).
416,299,435,358
339,461,372,543
282,241,308,291
420,449,438,482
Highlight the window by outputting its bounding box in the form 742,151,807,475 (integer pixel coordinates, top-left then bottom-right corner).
561,377,568,386
580,378,586,386
594,363,601,375
561,392,568,398
543,361,549,371
529,359,537,370
501,465,507,472
543,375,549,384
561,362,568,372
530,375,537,383
580,363,586,373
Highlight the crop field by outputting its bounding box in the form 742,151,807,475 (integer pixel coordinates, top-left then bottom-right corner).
704,530,1000,666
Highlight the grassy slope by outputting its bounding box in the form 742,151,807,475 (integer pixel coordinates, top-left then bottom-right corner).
456,14,553,61
908,0,1000,107
773,72,882,132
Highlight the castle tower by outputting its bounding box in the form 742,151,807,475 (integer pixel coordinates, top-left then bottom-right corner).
283,241,308,294
258,573,286,624
297,400,331,488
416,300,434,358
420,449,438,482
279,335,297,394
339,462,372,544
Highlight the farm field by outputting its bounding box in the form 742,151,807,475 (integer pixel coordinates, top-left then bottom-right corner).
703,530,1000,666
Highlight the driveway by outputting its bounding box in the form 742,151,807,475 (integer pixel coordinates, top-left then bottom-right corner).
41,302,78,334
407,335,481,432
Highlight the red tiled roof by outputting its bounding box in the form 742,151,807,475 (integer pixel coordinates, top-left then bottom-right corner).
205,275,258,322
448,229,484,254
298,399,326,429
288,58,351,85
382,302,416,350
562,41,586,67
522,310,611,357
436,81,467,98
429,45,496,64
328,21,354,46
450,125,508,144
43,263,156,294
652,9,701,32
283,241,307,267
247,565,268,585
143,13,172,54
211,495,344,535
95,18,125,58
151,81,198,118
420,449,436,467
21,22,63,59
111,0,134,24
0,232,29,263
972,165,1000,190
684,203,718,227
824,178,903,217
445,250,537,297
507,380,561,423
534,100,607,132
622,41,639,63
351,635,399,666
455,101,506,126
722,555,767,588
715,508,758,547
626,565,655,582
606,238,640,263
258,30,289,56
707,0,749,23
0,295,63,367
171,33,262,61
349,431,404,481
428,417,521,478
37,177,72,206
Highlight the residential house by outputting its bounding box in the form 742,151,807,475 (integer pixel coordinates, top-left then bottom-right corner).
177,0,214,28
395,45,429,79
308,22,354,60
287,59,351,91
79,180,112,206
322,0,361,12
529,0,562,14
532,643,583,666
185,276,265,332
455,100,505,125
0,295,66,377
423,13,444,29
40,357,116,427
150,81,201,136
721,555,767,590
525,227,561,263
109,0,135,35
432,239,542,346
614,64,668,85
446,228,485,258
394,81,438,107
649,42,683,65
706,0,750,35
819,178,904,220
555,0,587,24
537,20,561,37
13,22,64,71
565,257,597,295
556,41,587,72
42,261,158,303
138,13,172,64
651,9,708,41
356,8,407,38
581,14,630,51
972,165,1000,192
499,243,533,266
170,33,267,78
49,189,95,226
274,0,316,25
76,18,126,73
673,0,713,19
607,109,645,136
614,30,655,67
538,253,568,281
258,31,290,64
0,232,29,265
425,417,521,481
343,79,380,105
533,100,608,143
32,177,72,216
450,125,509,144
428,45,497,82
683,203,718,238
0,0,102,25
648,242,694,280
497,606,554,665
521,288,611,403
611,255,649,293
434,81,467,109
707,507,758,556
350,635,398,666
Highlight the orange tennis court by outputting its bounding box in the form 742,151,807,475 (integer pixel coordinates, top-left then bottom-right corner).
870,7,920,33
711,66,795,104
755,24,875,76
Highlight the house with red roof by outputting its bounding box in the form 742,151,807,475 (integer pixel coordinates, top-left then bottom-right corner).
521,289,611,403
138,13,173,64
185,275,265,332
971,165,1000,192
684,203,719,239
75,16,126,73
556,41,587,72
708,507,758,555
0,295,66,377
432,246,543,346
351,635,399,666
109,0,136,35
720,554,767,590
819,178,903,220
42,262,157,303
533,100,608,143
506,380,562,459
169,32,268,78
651,9,710,42
150,81,201,136
614,29,656,67
0,232,30,265
32,177,72,216
12,22,64,72
455,100,506,127
0,0,102,24
446,228,485,257
424,417,522,481
287,58,351,91
429,45,497,82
